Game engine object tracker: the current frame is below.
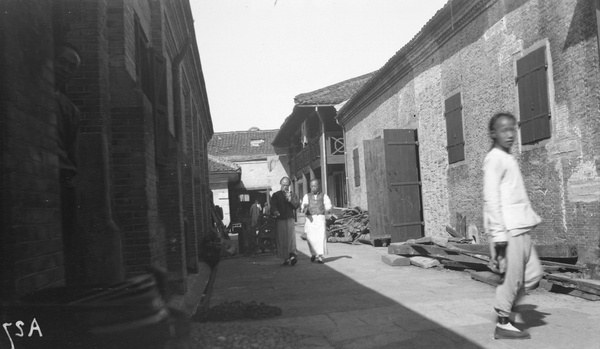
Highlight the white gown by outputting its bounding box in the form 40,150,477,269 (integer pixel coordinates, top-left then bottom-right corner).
302,193,332,256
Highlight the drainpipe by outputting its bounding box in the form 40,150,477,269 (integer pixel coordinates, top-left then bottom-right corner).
335,116,350,208
315,107,328,198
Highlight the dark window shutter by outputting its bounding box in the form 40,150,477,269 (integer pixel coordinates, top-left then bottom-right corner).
444,92,465,164
153,53,169,164
517,46,551,144
353,148,360,187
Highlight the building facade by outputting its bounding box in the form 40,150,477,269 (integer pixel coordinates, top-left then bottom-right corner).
1,0,213,299
337,0,600,264
208,129,288,225
272,73,374,207
208,155,241,227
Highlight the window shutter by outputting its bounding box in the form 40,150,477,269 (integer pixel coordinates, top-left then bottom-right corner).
517,46,551,144
153,53,169,164
353,148,360,187
444,92,465,164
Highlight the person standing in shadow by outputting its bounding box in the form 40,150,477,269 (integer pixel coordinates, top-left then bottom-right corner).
270,177,300,266
54,42,83,285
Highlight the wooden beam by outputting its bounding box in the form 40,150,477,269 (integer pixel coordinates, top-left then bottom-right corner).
445,225,461,238
544,274,600,296
540,260,586,270
444,243,578,259
388,243,488,264
539,279,600,301
470,271,503,287
441,260,490,271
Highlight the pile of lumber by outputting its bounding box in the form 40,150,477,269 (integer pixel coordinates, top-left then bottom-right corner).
385,237,599,301
326,207,369,243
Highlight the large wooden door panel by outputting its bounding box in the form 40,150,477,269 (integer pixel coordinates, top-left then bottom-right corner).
364,139,389,240
383,129,424,242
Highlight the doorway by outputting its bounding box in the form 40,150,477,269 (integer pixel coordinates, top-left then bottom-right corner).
364,129,424,243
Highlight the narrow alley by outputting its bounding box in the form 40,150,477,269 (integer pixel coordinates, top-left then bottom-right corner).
190,225,600,349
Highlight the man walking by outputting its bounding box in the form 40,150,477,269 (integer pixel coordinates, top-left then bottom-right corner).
270,177,300,266
484,112,543,340
301,179,331,264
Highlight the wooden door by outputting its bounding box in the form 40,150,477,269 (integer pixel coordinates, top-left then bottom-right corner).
364,139,388,240
383,129,424,241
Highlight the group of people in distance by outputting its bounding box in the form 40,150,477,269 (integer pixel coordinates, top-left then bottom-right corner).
260,112,541,341
269,177,331,266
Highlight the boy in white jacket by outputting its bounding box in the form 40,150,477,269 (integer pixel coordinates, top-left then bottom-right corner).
483,112,543,340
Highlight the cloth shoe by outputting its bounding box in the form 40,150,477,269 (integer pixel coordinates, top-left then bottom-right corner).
282,259,290,266
494,317,530,340
310,256,316,263
289,254,297,266
317,256,324,264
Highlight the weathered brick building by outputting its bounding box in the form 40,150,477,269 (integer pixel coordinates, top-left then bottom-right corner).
1,0,213,299
337,0,600,264
208,128,288,224
272,73,375,208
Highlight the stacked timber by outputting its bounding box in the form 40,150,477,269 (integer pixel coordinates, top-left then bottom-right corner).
326,207,369,244
386,237,599,301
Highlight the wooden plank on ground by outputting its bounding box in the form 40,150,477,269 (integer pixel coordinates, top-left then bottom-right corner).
539,279,600,301
470,271,503,287
445,243,578,259
381,255,410,267
441,260,490,271
540,260,586,270
390,242,580,264
388,243,488,265
409,256,440,269
406,237,432,245
544,274,600,296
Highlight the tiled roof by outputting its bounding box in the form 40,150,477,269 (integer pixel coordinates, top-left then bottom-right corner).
208,155,241,173
337,0,460,122
294,72,377,106
208,129,279,159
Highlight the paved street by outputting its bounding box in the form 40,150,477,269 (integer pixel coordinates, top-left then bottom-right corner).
190,227,600,349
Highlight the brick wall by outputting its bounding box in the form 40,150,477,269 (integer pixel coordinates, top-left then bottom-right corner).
0,1,63,298
342,0,600,263
61,0,125,284
1,0,213,298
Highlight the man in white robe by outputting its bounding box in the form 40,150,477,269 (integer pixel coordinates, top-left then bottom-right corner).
301,179,332,264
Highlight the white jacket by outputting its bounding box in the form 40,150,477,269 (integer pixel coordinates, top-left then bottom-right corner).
483,148,541,242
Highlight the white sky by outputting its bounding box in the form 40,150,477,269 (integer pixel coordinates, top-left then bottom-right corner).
191,0,448,133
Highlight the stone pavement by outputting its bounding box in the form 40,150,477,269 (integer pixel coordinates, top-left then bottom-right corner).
189,227,600,349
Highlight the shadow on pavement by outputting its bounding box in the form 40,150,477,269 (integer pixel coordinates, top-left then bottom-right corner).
517,304,550,330
203,248,486,349
323,255,353,263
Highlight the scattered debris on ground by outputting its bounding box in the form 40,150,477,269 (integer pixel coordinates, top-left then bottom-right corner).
191,322,327,349
382,212,598,301
192,300,282,322
326,207,370,244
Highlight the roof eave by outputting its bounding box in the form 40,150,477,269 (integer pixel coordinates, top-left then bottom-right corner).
337,0,493,126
